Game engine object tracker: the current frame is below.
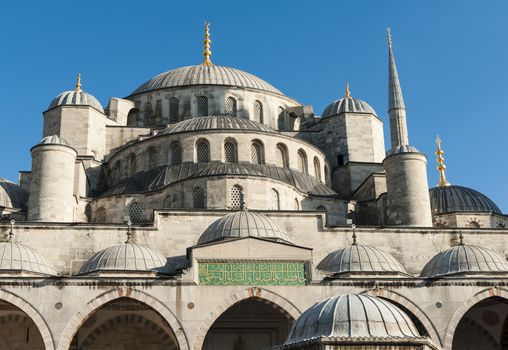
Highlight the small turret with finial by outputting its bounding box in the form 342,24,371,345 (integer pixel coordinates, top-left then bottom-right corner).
202,21,212,66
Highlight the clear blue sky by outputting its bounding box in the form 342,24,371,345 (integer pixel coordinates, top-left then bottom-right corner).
0,0,507,211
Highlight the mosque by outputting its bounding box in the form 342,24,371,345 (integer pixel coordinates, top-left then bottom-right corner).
0,23,506,350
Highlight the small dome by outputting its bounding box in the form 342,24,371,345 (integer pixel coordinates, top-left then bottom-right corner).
0,241,56,276
286,294,421,344
429,185,501,215
48,90,104,113
0,178,28,210
197,209,291,245
317,244,406,276
321,97,377,118
385,144,421,157
129,65,283,96
38,135,70,146
420,243,508,278
158,115,277,136
79,242,167,275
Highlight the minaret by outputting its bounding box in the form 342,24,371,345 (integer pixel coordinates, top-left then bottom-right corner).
435,135,451,187
382,28,432,227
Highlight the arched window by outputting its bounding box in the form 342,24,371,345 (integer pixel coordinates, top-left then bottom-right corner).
127,108,139,126
128,153,137,177
144,101,154,126
230,185,244,210
196,139,210,163
324,164,330,186
169,142,182,166
253,100,263,124
268,189,280,210
154,100,162,125
224,140,238,163
225,97,237,116
294,198,299,210
169,97,179,122
314,157,321,181
297,149,308,174
95,206,107,223
196,96,208,117
193,187,206,209
250,141,264,164
277,107,285,130
337,154,345,167
148,147,158,169
112,160,121,184
275,144,289,168
129,202,143,223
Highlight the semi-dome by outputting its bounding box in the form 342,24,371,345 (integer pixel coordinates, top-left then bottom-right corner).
429,185,502,215
197,209,291,245
286,294,421,344
158,115,277,136
79,241,167,275
0,240,56,276
317,242,407,276
0,178,28,210
321,96,377,118
129,65,283,97
420,240,508,278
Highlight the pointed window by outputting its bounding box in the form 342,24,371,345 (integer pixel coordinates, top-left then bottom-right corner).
253,100,263,124
275,144,289,168
314,157,321,181
297,149,308,174
224,140,238,163
225,97,237,116
250,141,264,164
268,189,280,210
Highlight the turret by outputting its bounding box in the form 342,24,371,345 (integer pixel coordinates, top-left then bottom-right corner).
382,29,432,226
27,136,77,222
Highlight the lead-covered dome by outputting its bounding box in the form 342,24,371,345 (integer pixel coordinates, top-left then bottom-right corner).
129,65,283,96
286,294,421,344
79,242,167,275
0,240,56,276
197,209,291,245
0,178,28,210
321,96,377,118
429,185,502,215
48,76,104,113
420,241,508,278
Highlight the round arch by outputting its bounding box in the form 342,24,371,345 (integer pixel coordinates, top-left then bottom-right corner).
365,289,442,347
443,287,508,350
0,288,55,350
193,287,301,350
56,287,189,350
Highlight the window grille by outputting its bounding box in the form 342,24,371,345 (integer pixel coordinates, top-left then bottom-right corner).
193,187,206,209
250,142,263,164
170,143,182,165
298,149,308,174
225,97,237,116
268,189,280,210
169,98,179,122
148,147,158,168
275,144,288,168
224,141,238,163
144,101,154,126
253,100,263,123
128,153,137,177
129,202,143,222
314,157,321,181
154,100,162,125
197,96,208,117
96,207,107,223
196,140,210,163
230,185,244,210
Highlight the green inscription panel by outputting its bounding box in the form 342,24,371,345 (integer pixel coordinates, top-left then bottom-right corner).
198,262,307,286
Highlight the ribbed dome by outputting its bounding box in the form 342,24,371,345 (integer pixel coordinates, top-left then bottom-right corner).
317,244,406,276
321,97,377,118
130,65,283,96
158,115,276,135
0,241,56,275
48,90,104,112
37,135,70,147
197,210,291,245
0,178,28,210
420,243,508,278
385,144,421,157
286,294,420,344
79,242,167,274
429,185,501,215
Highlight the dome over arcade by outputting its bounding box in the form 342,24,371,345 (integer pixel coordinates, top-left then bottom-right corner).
429,185,502,215
420,234,508,278
321,83,377,118
285,294,421,344
48,74,104,113
0,178,28,210
197,209,291,245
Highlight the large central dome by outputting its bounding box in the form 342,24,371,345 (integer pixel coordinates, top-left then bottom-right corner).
129,65,283,96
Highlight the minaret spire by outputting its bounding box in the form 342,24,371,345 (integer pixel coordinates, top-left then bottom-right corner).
387,28,409,149
345,81,351,99
75,73,82,92
202,21,212,66
435,135,451,187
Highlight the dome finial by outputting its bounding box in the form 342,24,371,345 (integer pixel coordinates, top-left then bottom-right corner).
7,219,15,242
126,219,133,243
435,135,451,187
351,224,357,245
387,27,392,48
202,21,212,66
345,81,351,99
75,73,82,92
458,230,464,246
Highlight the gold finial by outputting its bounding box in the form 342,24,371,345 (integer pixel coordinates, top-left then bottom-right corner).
345,81,351,99
202,21,212,66
126,219,133,243
387,27,392,47
351,224,357,245
75,73,82,92
435,135,451,187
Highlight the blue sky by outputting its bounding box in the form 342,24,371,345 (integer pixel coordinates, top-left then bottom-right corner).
0,0,507,211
